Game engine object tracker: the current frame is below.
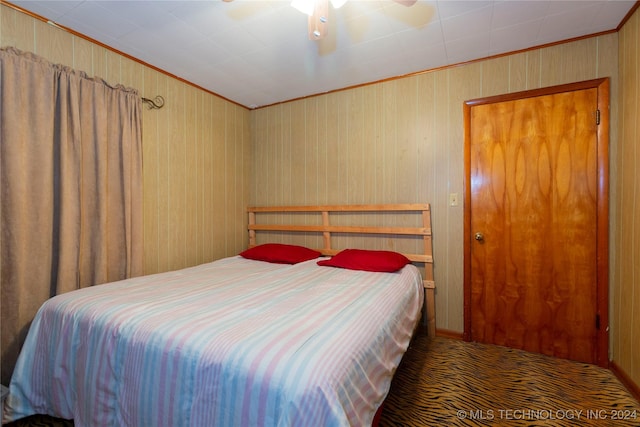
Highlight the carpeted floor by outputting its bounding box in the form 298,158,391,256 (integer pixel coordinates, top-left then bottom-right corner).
379,332,640,426
5,333,640,426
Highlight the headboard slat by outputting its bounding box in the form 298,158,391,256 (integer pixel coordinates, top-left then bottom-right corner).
249,224,431,235
247,204,436,337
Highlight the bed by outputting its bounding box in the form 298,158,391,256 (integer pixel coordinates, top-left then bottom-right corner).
3,204,435,426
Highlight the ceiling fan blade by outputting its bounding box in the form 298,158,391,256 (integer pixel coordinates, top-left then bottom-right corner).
394,0,417,6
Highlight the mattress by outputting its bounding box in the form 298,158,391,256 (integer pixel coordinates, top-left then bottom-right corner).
3,256,423,426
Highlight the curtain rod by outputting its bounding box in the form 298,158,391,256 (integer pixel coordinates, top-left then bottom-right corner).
141,95,165,110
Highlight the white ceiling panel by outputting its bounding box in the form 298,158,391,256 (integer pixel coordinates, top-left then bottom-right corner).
8,0,636,108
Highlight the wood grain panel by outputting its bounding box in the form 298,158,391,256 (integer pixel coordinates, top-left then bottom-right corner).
469,88,600,364
482,56,510,96
430,70,451,328
449,64,482,331
211,97,228,260
194,92,205,265
92,45,108,82
614,6,640,388
72,37,93,74
154,74,171,273
382,81,399,204
304,97,320,209
316,97,330,205
250,33,618,337
540,38,598,88
166,79,186,271
526,49,542,90
34,19,73,65
184,85,198,267
234,104,251,254
347,89,366,249
0,6,35,50
369,84,384,209
291,99,306,205
142,71,160,274
250,109,267,207
616,15,634,372
361,86,377,205
200,94,214,264
329,91,349,204
280,102,292,205
413,76,435,259
633,15,640,385
2,3,626,346
395,77,418,205
507,52,529,93
103,50,120,87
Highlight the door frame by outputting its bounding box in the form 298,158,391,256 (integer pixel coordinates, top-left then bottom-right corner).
462,78,610,368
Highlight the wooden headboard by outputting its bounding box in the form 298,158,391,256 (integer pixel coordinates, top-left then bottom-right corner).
247,204,435,337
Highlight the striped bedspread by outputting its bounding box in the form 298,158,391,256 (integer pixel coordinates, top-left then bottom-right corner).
4,256,423,426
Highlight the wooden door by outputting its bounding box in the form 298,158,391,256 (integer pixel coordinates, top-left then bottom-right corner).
464,79,609,367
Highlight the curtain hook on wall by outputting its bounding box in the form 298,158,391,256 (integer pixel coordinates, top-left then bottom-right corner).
141,95,165,110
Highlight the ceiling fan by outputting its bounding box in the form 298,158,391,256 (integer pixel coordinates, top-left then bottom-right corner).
223,0,418,40
294,0,418,39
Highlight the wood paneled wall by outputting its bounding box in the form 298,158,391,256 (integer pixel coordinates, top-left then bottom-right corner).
250,35,619,335
2,1,637,389
614,6,640,393
0,4,252,276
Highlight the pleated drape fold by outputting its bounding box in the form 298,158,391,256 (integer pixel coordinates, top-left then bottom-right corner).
0,47,143,385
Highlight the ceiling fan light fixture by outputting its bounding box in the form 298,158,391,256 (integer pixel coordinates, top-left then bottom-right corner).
291,0,315,16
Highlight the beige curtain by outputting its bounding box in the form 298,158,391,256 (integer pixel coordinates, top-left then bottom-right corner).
0,47,143,385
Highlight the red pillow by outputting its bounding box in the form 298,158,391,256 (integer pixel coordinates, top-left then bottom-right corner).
317,249,410,272
239,243,321,264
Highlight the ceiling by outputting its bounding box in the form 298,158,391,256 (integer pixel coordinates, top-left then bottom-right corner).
9,0,636,109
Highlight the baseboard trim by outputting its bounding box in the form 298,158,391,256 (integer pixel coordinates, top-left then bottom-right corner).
435,328,464,340
610,361,640,403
